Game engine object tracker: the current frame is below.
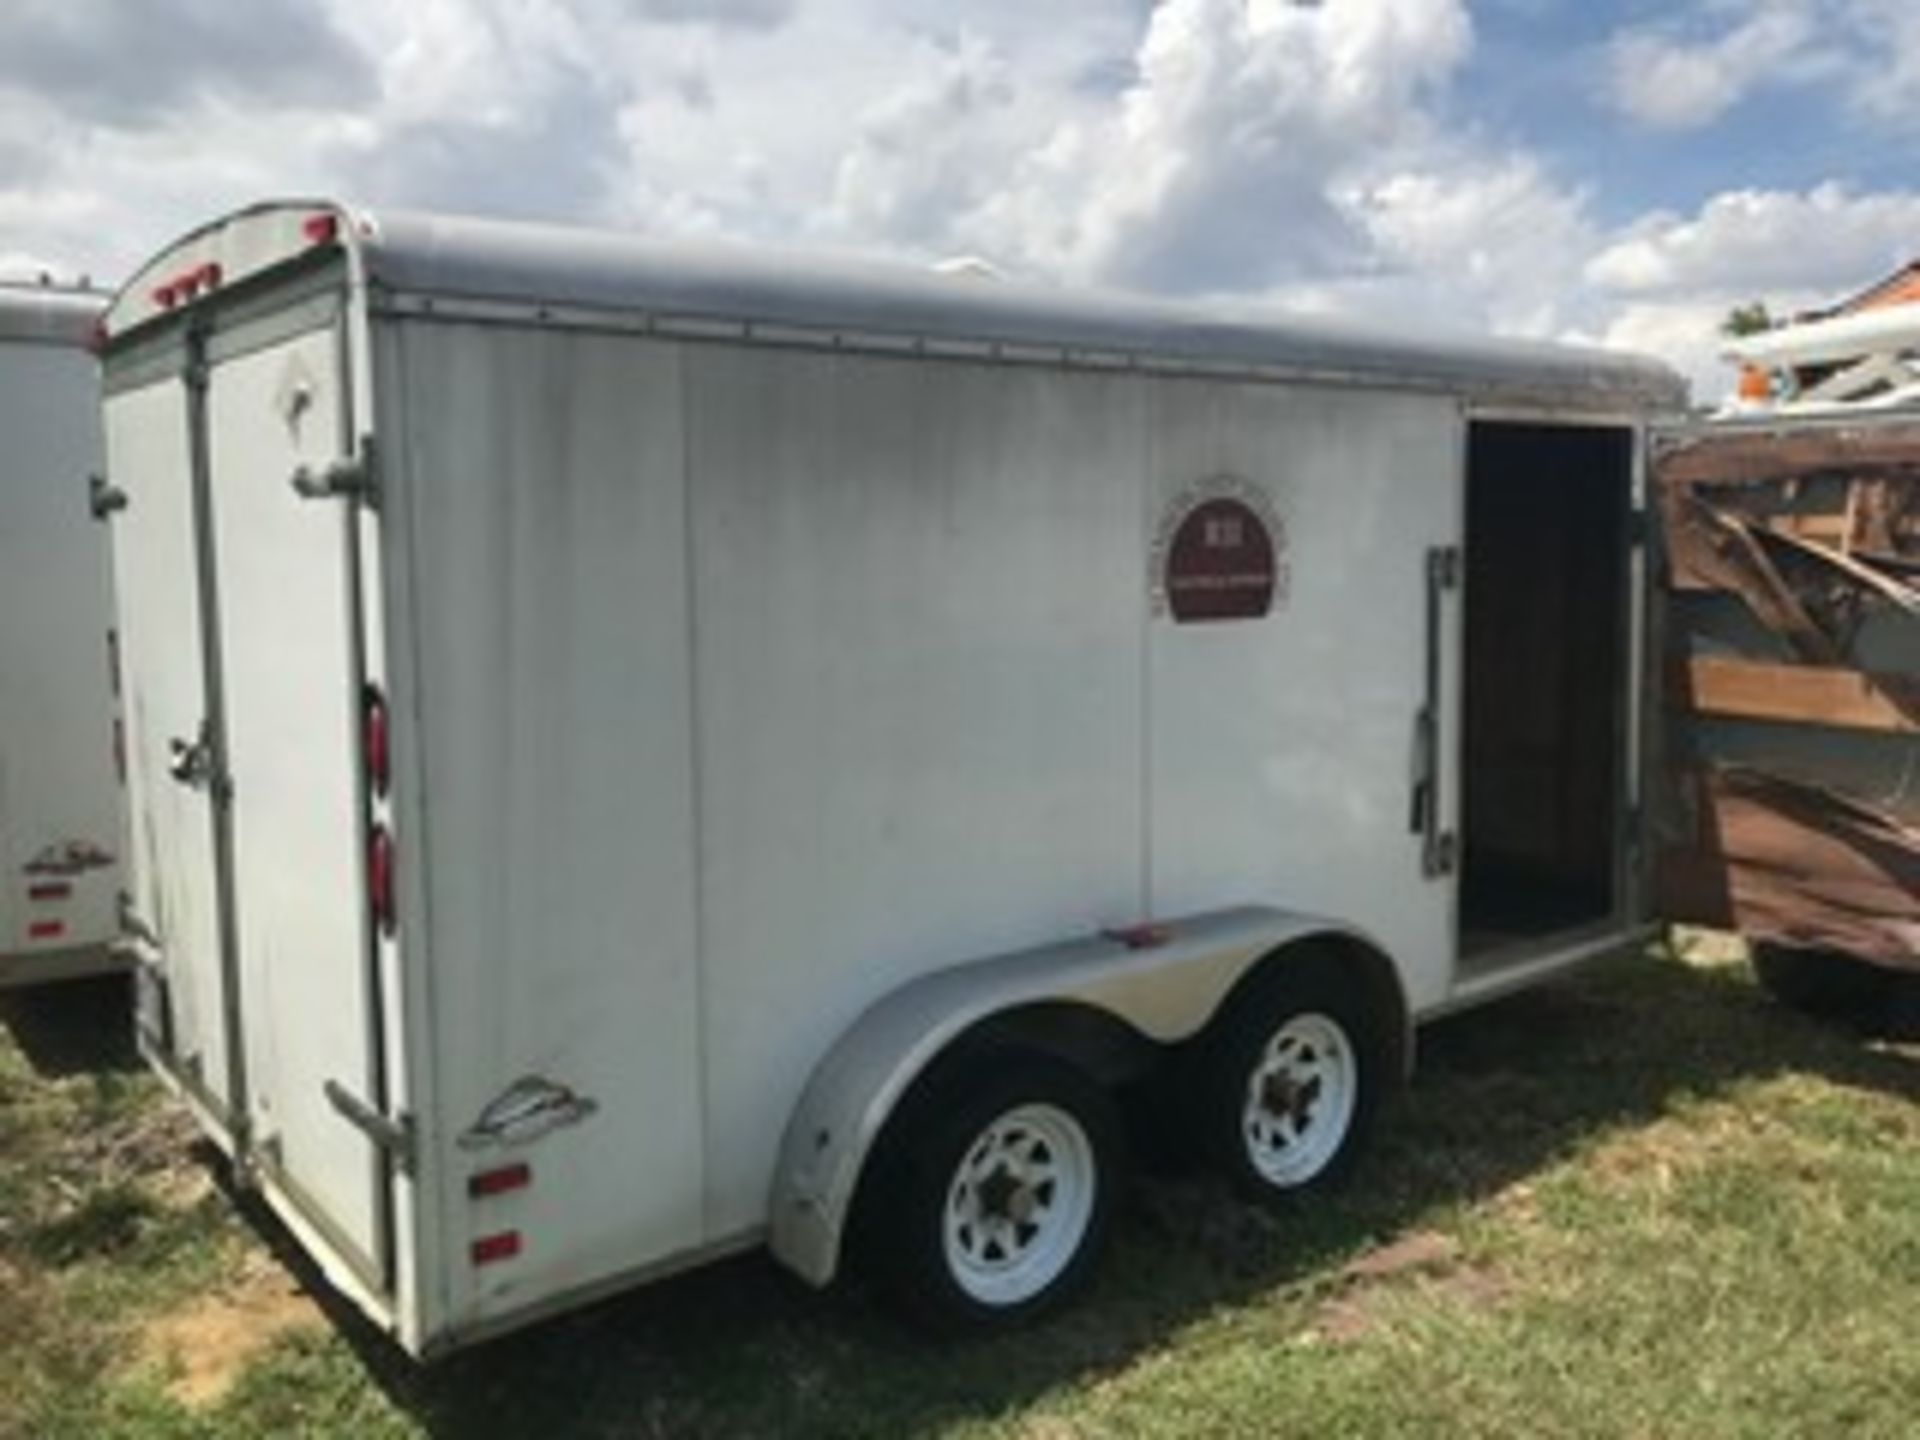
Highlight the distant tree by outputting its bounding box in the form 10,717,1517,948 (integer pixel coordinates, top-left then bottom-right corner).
1722,301,1774,338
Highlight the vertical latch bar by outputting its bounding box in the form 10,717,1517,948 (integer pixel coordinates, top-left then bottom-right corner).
1418,544,1461,879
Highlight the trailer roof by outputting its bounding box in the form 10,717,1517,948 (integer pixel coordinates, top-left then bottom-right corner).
0,283,104,348
110,201,1687,410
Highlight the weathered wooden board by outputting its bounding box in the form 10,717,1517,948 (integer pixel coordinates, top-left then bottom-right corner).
1671,655,1920,734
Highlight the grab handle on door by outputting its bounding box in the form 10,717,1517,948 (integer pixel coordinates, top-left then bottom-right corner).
1415,545,1460,879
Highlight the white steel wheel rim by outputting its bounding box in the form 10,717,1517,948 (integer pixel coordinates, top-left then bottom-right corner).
1241,1012,1357,1188
942,1102,1097,1307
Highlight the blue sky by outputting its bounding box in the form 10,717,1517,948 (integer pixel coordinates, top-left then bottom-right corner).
1463,1,1916,222
2,0,1917,397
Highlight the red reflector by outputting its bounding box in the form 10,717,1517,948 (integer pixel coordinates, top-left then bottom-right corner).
88,319,110,355
471,1231,521,1265
28,883,72,902
303,213,339,246
1103,922,1171,951
468,1163,531,1199
364,684,390,799
369,823,396,937
29,920,65,940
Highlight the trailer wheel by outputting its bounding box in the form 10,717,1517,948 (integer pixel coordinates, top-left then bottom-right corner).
1200,966,1381,1202
1751,943,1894,1020
862,1054,1120,1333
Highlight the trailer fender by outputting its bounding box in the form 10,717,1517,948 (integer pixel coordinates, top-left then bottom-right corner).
766,903,1403,1287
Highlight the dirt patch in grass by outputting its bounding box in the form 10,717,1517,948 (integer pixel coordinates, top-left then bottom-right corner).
1306,1229,1508,1344
137,1252,325,1407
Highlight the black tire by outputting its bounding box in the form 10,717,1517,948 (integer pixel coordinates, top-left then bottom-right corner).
1197,959,1385,1204
1751,942,1896,1019
857,1052,1122,1335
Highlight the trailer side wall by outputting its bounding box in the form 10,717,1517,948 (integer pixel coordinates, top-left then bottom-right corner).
383,315,1464,1338
0,330,120,981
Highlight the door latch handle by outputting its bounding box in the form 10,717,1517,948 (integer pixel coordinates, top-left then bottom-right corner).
291,443,377,505
168,728,214,789
89,473,128,520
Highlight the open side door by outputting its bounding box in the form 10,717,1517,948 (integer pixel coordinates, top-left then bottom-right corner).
1648,416,1920,972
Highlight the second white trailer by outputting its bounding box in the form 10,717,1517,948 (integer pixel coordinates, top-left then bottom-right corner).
101,202,1686,1356
0,282,122,988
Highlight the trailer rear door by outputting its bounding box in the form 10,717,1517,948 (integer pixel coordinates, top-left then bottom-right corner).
108,270,393,1296
1650,418,1920,970
204,316,389,1279
107,373,233,1102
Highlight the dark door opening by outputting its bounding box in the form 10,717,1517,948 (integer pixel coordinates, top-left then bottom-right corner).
1460,422,1633,961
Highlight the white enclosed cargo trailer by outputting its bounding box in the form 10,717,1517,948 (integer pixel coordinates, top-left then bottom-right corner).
0,283,123,988
100,201,1688,1355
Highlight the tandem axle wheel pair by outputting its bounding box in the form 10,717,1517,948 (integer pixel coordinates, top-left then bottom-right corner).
851,959,1387,1332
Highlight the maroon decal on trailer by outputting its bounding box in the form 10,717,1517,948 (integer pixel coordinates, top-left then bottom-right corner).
1150,476,1288,624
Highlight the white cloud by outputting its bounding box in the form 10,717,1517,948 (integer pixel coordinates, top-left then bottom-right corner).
629,0,796,26
1608,4,1826,131
1586,183,1920,298
961,0,1474,290
1342,152,1597,336
6,0,1920,411
0,0,377,127
1843,0,1920,129
824,33,1030,250
1603,0,1920,134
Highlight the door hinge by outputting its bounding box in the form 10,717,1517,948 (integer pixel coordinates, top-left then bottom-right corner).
1428,544,1461,590
292,437,379,508
324,1080,415,1175
89,473,128,520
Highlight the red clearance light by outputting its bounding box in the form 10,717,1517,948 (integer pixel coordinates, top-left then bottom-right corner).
369,823,396,937
468,1163,532,1199
28,882,72,903
303,213,339,246
1103,922,1172,951
364,684,390,799
28,920,65,941
197,261,223,290
471,1231,522,1265
152,284,177,309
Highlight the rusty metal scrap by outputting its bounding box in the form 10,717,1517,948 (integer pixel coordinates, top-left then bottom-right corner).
1660,766,1920,970
1657,422,1920,972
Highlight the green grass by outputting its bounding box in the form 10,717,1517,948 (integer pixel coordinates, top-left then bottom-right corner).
4,942,1920,1439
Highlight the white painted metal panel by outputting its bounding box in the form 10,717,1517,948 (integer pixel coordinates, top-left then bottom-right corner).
205,325,381,1267
1146,385,1462,1016
0,336,120,977
389,322,703,1329
105,378,232,1087
688,349,1149,1236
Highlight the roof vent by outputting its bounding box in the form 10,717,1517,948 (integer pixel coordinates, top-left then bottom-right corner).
931,256,1005,283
